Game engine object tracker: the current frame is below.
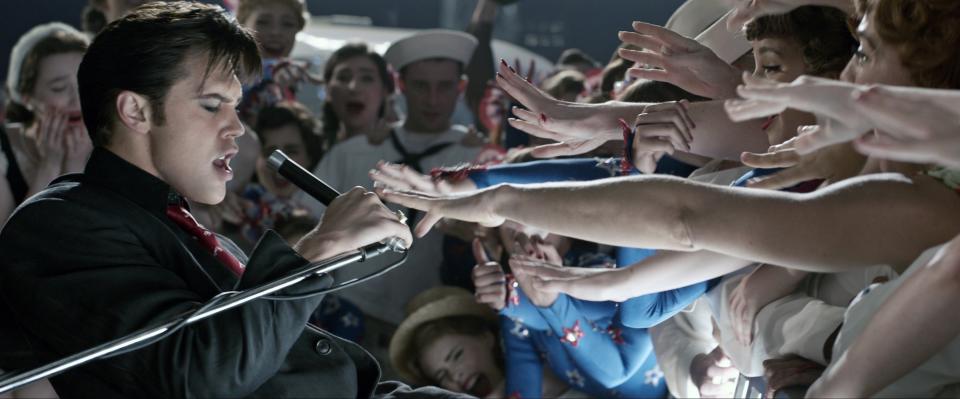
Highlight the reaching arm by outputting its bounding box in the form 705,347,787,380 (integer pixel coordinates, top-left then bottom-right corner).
496,63,767,159
497,173,960,272
618,22,743,100
513,249,750,303
383,172,960,273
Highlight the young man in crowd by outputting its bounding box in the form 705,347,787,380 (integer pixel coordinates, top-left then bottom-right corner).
298,29,483,376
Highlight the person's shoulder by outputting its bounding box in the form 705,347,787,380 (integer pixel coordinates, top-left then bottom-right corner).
8,175,125,226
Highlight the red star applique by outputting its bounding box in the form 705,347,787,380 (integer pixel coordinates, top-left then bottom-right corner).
506,275,520,307
607,326,625,345
561,320,585,347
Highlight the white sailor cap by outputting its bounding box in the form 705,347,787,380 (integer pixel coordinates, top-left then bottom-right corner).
665,0,730,38
384,29,478,72
666,0,751,64
695,10,752,64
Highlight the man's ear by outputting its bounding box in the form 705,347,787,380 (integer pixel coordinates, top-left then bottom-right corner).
115,91,153,134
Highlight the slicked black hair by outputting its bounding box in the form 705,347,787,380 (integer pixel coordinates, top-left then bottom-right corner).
78,1,262,146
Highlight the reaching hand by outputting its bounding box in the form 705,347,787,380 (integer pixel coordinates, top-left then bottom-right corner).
619,22,742,99
727,265,807,346
509,258,633,302
370,161,474,196
630,100,696,173
690,347,739,398
295,187,413,261
378,186,506,238
851,86,960,169
739,136,866,190
726,75,876,154
763,356,824,398
509,255,560,307
471,238,508,311
496,59,622,157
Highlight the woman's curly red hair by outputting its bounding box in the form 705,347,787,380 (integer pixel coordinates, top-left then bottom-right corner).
857,0,960,88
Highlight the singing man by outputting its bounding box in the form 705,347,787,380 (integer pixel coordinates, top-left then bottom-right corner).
0,3,464,398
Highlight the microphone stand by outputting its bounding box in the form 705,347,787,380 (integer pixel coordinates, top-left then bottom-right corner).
1,149,410,394
0,241,396,394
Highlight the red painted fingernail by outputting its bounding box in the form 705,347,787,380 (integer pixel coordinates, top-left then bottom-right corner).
496,72,504,79
509,65,516,74
540,113,548,123
500,59,508,66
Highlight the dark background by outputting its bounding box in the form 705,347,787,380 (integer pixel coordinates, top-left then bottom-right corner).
0,0,684,89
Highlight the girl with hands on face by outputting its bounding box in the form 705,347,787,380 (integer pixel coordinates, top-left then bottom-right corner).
3,23,91,203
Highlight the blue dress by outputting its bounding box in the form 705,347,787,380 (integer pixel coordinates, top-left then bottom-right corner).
500,287,666,398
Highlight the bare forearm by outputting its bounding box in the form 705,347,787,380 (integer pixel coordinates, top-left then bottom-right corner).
493,175,698,251
491,173,960,272
686,101,769,159
616,250,751,300
564,250,748,303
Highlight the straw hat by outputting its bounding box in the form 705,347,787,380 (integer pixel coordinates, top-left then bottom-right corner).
665,0,751,64
389,286,499,385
